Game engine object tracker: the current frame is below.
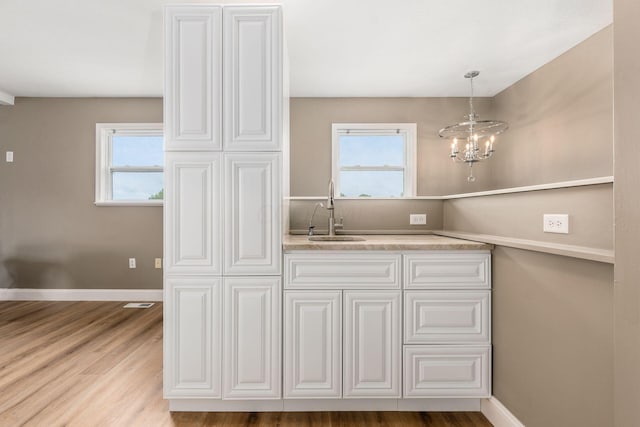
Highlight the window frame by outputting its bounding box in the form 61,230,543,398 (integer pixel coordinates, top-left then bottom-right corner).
331,123,417,199
95,123,164,206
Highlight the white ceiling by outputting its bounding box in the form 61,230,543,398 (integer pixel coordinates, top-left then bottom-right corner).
0,0,612,98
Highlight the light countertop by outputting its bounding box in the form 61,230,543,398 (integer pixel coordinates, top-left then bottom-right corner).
283,234,493,251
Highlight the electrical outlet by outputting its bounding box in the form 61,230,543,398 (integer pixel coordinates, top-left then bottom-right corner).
410,214,427,225
6,151,13,162
155,258,162,269
543,214,569,234
128,258,136,269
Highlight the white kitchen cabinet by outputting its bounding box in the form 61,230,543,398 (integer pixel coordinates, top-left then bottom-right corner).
224,153,281,275
164,152,222,275
404,345,491,398
404,290,491,344
164,277,221,398
284,291,342,398
164,3,286,407
343,291,401,398
223,6,282,151
223,277,281,399
164,6,222,151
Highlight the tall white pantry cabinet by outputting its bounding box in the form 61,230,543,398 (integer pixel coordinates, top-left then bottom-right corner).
163,4,285,401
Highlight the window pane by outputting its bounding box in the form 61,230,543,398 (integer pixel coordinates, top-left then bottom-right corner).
339,134,404,166
112,135,163,167
112,172,163,200
339,170,404,197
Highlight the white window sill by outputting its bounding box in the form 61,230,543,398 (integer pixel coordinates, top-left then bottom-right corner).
95,200,163,207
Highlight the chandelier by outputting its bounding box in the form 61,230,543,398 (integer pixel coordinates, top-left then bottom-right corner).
438,71,508,182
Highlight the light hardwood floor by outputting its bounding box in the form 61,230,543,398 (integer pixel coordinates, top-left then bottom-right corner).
0,301,493,427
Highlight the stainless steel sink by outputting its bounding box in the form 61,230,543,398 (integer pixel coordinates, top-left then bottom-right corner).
308,236,366,242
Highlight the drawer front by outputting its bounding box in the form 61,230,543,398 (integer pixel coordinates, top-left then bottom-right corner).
284,253,401,289
404,291,490,344
404,252,490,289
403,345,491,398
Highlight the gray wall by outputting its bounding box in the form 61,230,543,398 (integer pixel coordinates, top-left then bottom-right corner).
492,247,613,427
290,97,494,197
444,184,613,249
490,26,613,188
290,199,443,234
439,26,614,427
613,0,640,425
0,98,163,290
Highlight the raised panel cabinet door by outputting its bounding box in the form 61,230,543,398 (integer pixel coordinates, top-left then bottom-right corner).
343,291,401,398
404,290,491,344
223,277,281,399
224,153,281,275
223,6,282,151
284,291,341,398
164,6,222,151
403,345,491,398
164,277,221,398
164,152,222,275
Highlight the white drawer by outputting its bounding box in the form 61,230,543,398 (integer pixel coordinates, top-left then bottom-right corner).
404,252,490,289
404,291,490,344
403,345,491,398
284,253,401,289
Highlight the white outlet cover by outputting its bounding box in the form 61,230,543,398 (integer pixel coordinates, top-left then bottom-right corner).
410,214,427,225
6,151,13,162
543,214,569,234
128,258,136,268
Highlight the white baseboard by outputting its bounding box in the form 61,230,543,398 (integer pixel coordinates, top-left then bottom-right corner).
169,398,481,412
481,397,525,427
0,288,163,302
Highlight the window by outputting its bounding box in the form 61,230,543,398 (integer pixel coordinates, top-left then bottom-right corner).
95,123,164,205
332,123,416,198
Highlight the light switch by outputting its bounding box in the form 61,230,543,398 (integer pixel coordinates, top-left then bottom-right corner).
6,151,13,162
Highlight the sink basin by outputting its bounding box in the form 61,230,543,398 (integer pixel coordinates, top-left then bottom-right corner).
308,236,366,242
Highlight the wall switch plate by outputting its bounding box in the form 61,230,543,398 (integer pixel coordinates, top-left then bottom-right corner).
543,214,569,234
128,258,136,269
6,151,13,162
154,258,162,269
410,214,427,225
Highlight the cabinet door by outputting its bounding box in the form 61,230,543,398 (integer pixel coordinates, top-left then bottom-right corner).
164,152,222,275
223,277,281,399
224,153,281,275
164,6,222,151
284,291,341,398
164,277,221,398
404,290,491,344
404,345,491,398
223,6,282,151
343,291,401,398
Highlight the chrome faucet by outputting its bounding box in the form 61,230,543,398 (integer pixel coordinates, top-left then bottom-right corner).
327,180,343,236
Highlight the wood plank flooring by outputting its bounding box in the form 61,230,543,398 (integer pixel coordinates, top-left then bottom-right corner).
0,301,493,427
